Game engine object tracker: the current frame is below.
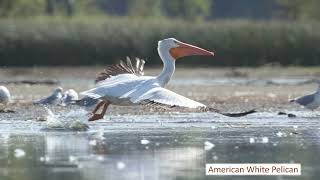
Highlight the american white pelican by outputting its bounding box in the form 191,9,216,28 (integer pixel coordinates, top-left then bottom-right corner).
290,83,320,110
81,38,255,121
0,86,11,107
34,87,63,105
60,89,79,106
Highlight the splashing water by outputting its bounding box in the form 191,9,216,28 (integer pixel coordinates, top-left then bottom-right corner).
44,107,89,131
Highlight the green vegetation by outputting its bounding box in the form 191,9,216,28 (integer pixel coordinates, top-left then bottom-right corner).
277,0,320,20
0,17,320,66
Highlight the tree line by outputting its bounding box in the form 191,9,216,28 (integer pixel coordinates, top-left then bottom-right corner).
0,0,320,21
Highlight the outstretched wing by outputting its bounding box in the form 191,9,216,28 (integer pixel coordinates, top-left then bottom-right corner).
133,87,206,109
95,57,145,83
134,87,256,117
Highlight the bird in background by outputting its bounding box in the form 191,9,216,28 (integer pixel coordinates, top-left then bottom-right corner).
290,82,320,110
81,38,255,121
0,86,11,109
34,87,63,105
60,89,79,106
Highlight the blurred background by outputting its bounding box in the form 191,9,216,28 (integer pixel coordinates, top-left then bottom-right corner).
0,0,320,66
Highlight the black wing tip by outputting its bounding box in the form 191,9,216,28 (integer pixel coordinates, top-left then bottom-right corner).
95,57,146,83
220,109,257,117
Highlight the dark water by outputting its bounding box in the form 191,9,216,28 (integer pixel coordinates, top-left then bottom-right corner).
0,112,319,180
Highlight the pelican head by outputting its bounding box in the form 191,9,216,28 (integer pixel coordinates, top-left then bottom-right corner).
158,38,214,60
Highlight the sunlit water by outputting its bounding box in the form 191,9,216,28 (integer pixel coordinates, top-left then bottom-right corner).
0,110,320,180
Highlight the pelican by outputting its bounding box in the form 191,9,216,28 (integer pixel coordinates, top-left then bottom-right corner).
81,38,255,121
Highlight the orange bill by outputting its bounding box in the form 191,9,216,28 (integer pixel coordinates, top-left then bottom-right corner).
170,41,214,60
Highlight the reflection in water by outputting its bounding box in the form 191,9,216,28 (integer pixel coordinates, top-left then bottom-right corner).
0,125,319,180
0,131,205,180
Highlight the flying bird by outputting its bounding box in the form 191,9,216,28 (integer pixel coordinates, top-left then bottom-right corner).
290,83,320,110
0,86,11,107
81,38,255,121
34,87,63,105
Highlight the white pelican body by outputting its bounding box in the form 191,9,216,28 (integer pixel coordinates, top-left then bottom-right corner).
0,86,11,106
82,38,254,121
83,73,205,108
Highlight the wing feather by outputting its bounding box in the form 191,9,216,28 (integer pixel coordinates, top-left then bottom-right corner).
135,87,206,109
95,57,145,83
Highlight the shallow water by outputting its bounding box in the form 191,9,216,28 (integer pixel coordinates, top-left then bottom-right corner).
1,67,320,180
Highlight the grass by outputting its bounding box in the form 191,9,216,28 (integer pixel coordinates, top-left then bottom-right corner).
0,16,320,66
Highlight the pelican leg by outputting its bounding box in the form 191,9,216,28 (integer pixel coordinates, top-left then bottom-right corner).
88,101,110,121
90,101,105,115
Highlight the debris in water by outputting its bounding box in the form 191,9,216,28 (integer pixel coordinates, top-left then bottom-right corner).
117,162,126,170
141,139,150,145
89,140,97,146
288,113,296,118
69,156,77,163
261,137,269,143
213,155,219,161
96,156,104,161
276,132,284,137
277,111,296,118
14,149,26,158
40,156,50,162
278,112,287,115
204,141,215,150
249,137,255,144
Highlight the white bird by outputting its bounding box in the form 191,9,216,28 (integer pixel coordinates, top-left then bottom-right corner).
60,89,79,106
81,38,255,121
0,86,11,107
290,83,320,110
34,87,63,105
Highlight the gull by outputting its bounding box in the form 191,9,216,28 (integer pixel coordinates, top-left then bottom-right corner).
60,89,79,106
290,83,320,110
34,87,63,105
0,86,11,108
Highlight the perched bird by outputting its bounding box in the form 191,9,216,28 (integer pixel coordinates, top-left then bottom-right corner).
34,87,63,105
0,86,11,107
60,89,79,106
290,83,320,110
81,38,255,121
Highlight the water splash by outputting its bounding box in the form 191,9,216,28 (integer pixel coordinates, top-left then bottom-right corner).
44,107,89,131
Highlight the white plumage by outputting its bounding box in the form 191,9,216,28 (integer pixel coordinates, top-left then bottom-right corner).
0,86,11,106
81,74,205,108
60,89,79,106
34,87,63,105
81,38,215,121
